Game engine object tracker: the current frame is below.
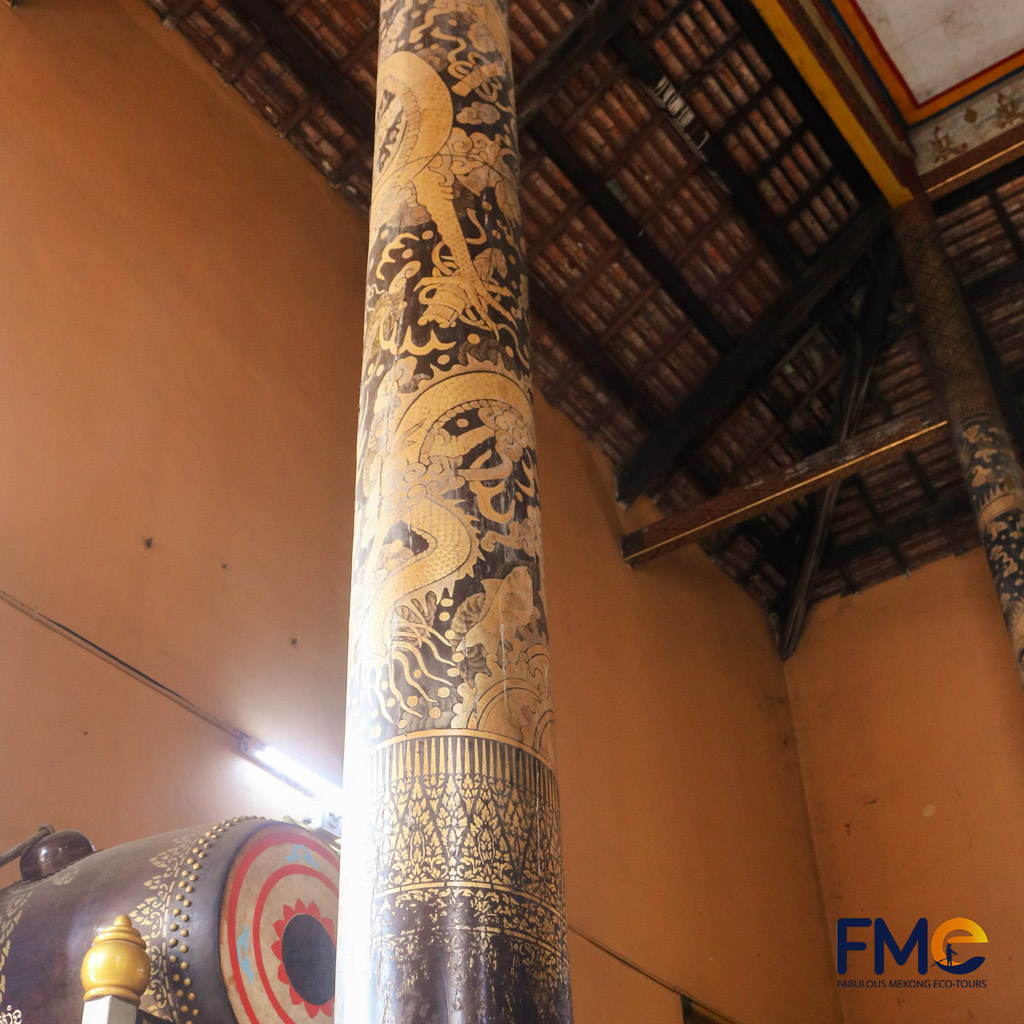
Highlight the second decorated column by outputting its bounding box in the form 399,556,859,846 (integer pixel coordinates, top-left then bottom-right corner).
894,194,1024,678
338,0,573,1021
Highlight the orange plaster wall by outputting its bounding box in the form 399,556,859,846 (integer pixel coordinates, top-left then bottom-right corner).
786,548,1024,1023
566,932,682,1024
0,594,324,892
0,3,839,1021
537,401,841,1024
0,0,365,784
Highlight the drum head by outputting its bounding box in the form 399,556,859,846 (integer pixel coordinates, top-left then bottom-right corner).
220,825,339,1023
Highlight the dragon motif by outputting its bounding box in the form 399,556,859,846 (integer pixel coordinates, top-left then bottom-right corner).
368,0,524,351
351,363,544,733
372,50,507,338
351,0,554,758
343,0,572,1018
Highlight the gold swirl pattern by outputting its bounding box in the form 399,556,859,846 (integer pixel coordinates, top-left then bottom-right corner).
133,817,253,1024
350,0,553,761
958,413,1024,670
0,886,33,1006
343,0,571,1019
895,195,1024,677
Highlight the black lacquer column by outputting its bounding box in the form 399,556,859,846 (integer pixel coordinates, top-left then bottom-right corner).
894,193,1024,677
338,0,573,1021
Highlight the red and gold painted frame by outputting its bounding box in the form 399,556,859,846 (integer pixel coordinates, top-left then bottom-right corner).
829,0,1024,123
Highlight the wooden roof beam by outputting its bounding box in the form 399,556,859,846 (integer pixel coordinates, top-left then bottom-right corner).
529,282,662,432
932,151,1024,214
776,234,900,656
621,411,947,566
718,0,878,206
528,112,736,353
532,285,793,569
607,23,806,279
614,199,889,506
822,494,972,571
738,511,808,587
965,258,1024,303
517,0,650,127
225,0,374,138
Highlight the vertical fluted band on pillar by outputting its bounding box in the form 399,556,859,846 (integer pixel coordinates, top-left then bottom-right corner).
339,0,572,1021
893,194,1024,675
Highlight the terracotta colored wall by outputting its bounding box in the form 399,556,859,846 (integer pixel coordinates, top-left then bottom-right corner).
0,0,364,788
0,3,839,1021
786,548,1024,1023
537,401,841,1023
0,596,323,862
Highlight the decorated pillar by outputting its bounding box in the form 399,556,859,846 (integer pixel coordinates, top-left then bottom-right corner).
338,0,572,1021
893,194,1024,677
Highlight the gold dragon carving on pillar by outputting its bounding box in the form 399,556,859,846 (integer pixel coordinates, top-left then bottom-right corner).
342,0,572,1018
350,0,555,767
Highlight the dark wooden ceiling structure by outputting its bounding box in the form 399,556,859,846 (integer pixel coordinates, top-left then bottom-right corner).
141,0,1024,654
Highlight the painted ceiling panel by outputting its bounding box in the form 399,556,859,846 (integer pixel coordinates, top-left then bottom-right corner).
860,0,1023,101
835,0,1024,119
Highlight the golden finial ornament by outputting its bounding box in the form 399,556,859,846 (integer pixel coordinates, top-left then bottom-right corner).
81,914,152,1006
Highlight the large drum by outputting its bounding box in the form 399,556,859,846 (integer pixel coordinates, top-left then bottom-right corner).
0,817,339,1024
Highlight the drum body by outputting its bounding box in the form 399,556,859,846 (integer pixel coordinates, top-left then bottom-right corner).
0,817,339,1024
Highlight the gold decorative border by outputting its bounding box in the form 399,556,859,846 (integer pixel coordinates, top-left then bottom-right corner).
133,817,256,1024
0,885,34,1006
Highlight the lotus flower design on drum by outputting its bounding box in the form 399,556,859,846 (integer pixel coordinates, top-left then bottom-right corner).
270,899,337,1019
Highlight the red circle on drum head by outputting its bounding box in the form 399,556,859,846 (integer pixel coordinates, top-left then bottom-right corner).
221,826,339,1024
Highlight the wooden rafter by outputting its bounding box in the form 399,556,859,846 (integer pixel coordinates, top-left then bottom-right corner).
718,0,878,206
533,281,804,578
529,282,662,432
621,411,946,566
822,494,973,572
528,112,736,352
607,23,806,278
965,260,1024,304
614,199,889,506
517,0,650,126
161,0,204,30
737,512,808,587
932,151,1024,213
224,0,374,137
777,233,900,656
